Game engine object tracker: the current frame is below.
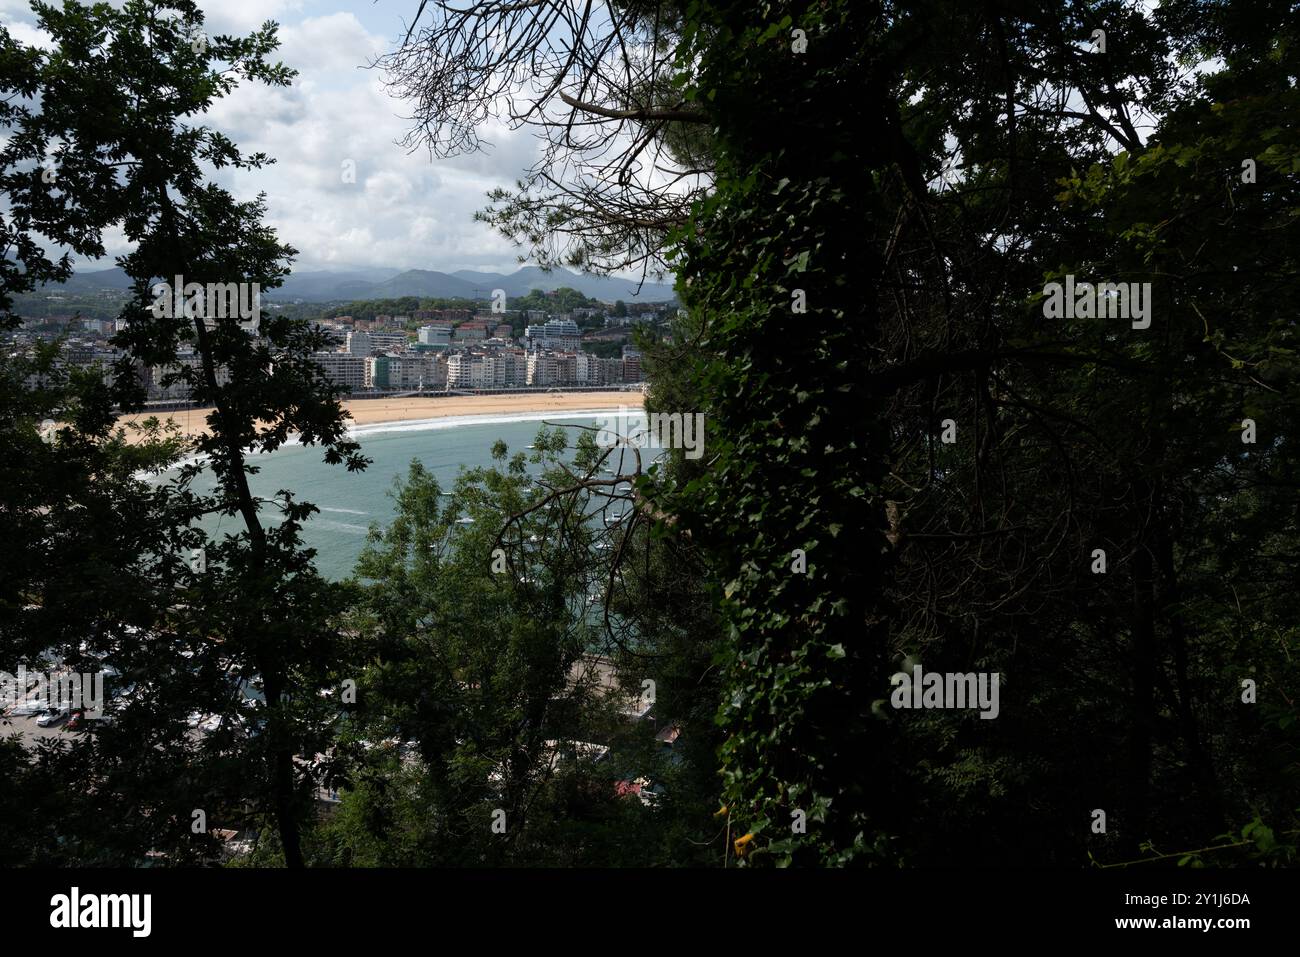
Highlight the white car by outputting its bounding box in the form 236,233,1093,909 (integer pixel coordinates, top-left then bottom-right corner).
36,708,68,727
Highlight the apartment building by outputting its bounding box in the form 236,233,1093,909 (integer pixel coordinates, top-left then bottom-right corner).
622,345,643,383
453,322,489,343
446,349,527,389
447,351,488,389
482,350,527,387
526,350,577,387
524,317,582,353
417,323,453,348
311,353,366,394
345,330,371,356
346,330,408,356
575,352,625,387
366,354,445,390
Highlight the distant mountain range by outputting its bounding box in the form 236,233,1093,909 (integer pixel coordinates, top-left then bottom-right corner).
41,265,678,303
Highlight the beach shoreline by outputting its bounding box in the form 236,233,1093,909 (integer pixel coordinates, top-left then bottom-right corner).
115,391,645,444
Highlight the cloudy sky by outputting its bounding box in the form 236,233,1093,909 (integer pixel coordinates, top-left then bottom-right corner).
3,0,550,274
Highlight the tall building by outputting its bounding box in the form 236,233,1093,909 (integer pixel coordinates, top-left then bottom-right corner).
311,353,366,393
366,354,441,390
526,350,577,386
526,351,556,386
445,349,526,389
524,317,581,353
555,352,576,385
346,331,407,355
575,351,597,385
572,353,625,387
482,350,527,387
621,346,643,383
447,351,488,389
600,357,624,385
345,331,371,356
430,353,448,389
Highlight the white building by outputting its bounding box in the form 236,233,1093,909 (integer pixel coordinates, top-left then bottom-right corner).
526,351,559,386
574,352,625,386
366,354,443,390
526,351,577,387
447,351,488,389
346,331,407,356
482,350,527,387
312,353,366,393
524,318,581,353
418,324,452,348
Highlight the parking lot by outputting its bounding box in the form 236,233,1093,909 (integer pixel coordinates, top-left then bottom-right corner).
1,710,77,745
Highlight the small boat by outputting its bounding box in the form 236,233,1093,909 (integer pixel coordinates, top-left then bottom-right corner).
456,517,475,525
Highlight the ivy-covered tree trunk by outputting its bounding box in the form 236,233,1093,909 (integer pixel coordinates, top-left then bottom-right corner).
673,0,903,865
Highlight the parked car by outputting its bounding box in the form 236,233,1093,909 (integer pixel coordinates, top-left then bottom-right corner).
66,709,85,731
36,708,68,727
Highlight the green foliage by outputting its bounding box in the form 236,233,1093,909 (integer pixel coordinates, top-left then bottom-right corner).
509,286,600,315
658,0,1300,867
311,424,722,865
314,297,480,324
2,0,367,866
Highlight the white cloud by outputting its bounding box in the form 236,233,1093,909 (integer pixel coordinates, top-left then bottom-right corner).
199,0,307,36
195,10,546,273
4,1,549,275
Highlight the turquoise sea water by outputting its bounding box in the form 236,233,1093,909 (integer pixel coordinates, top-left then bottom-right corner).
178,410,628,580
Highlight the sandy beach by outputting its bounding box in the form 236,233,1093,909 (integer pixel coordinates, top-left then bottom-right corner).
115,391,645,444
